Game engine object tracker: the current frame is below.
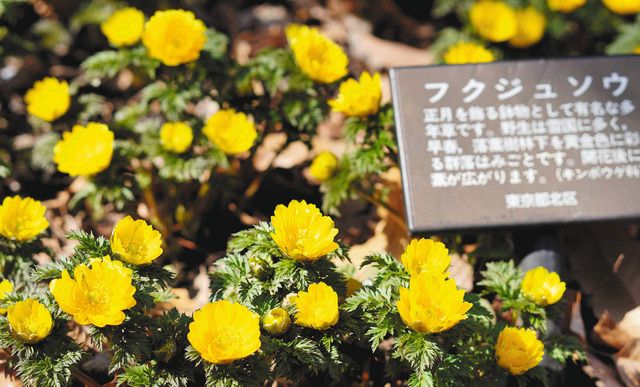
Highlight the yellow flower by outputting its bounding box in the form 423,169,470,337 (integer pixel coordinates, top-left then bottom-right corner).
142,9,207,66
49,256,136,327
602,0,640,15
270,200,339,261
187,300,261,364
160,121,193,154
53,122,114,177
635,46,640,54
443,42,495,64
24,77,70,122
0,196,49,242
286,24,348,83
293,282,339,330
401,238,451,277
328,72,381,117
547,0,586,13
309,151,339,182
521,266,566,306
397,272,472,333
510,7,546,48
469,1,518,42
101,7,145,47
203,109,257,155
0,280,13,314
495,326,544,375
111,216,163,265
7,299,53,344
262,307,292,336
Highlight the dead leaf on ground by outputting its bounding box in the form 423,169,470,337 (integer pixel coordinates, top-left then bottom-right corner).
616,339,640,387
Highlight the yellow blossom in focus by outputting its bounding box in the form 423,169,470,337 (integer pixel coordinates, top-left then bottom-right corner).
328,72,381,117
53,122,114,177
0,280,13,314
262,307,292,336
24,77,70,122
495,326,544,375
602,0,640,15
547,0,586,13
397,271,472,333
142,9,206,66
293,282,339,330
49,256,136,327
443,42,495,64
270,200,339,261
309,151,339,182
521,266,566,306
101,7,145,47
469,1,517,42
286,24,348,83
203,109,257,155
0,196,49,242
111,216,163,265
187,300,261,364
160,122,193,154
401,238,451,277
7,299,53,344
510,7,546,48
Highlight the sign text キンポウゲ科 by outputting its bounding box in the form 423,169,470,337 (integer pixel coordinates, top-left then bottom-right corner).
390,56,640,233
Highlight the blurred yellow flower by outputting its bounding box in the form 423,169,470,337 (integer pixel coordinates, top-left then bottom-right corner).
397,272,472,333
111,216,163,265
0,280,13,314
547,0,586,13
521,266,566,306
262,307,292,336
602,0,640,14
469,1,517,42
142,9,206,66
328,71,381,117
495,326,544,375
49,256,136,327
160,122,193,154
53,122,114,177
293,282,339,330
270,200,339,261
345,277,362,298
510,7,546,48
0,196,49,242
401,238,450,277
101,7,145,47
24,77,70,122
635,46,640,54
203,109,257,155
7,299,53,344
443,42,495,64
309,151,339,182
187,300,261,364
286,24,348,83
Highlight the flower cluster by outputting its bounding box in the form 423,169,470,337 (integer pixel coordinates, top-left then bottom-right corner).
0,196,584,386
435,0,640,64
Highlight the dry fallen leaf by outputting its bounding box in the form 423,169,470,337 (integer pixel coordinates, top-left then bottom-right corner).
616,339,640,387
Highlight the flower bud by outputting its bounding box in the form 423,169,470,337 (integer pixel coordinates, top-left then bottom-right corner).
154,338,177,363
262,308,291,336
249,256,272,280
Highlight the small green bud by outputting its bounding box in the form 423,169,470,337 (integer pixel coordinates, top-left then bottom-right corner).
249,256,272,280
262,307,291,336
154,338,177,363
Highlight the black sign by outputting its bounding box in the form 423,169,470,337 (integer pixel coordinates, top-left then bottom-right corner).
390,56,640,234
